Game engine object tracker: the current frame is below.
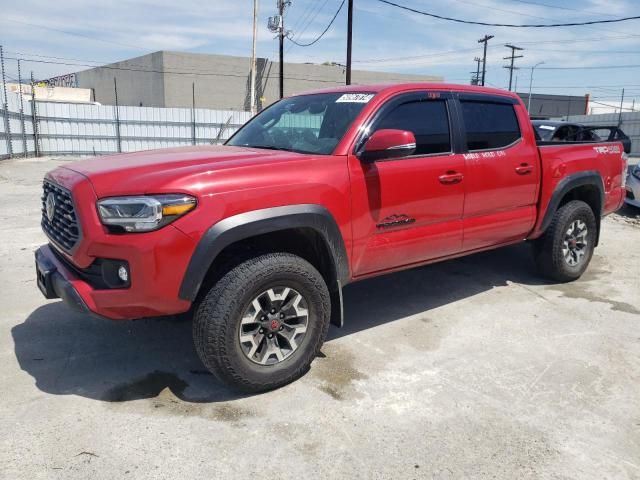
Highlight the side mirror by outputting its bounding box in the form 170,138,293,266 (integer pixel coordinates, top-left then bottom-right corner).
360,129,417,162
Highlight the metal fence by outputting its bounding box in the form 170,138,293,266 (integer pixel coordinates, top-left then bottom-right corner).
564,111,640,155
0,90,252,159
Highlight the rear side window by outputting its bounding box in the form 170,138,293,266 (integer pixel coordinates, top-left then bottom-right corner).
461,101,521,151
375,100,451,155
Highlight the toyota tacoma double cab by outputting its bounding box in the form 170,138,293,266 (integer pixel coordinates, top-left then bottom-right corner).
35,84,628,392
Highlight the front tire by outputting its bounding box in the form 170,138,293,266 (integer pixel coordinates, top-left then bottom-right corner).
533,200,597,282
193,253,331,392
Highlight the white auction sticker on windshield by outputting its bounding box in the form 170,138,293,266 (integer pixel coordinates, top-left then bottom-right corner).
336,93,374,103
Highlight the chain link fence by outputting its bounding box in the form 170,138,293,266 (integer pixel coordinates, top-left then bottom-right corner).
0,90,252,160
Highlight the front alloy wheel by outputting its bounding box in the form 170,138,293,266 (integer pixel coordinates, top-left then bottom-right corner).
193,252,331,392
239,287,309,365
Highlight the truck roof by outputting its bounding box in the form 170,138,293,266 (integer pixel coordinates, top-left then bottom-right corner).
298,82,519,99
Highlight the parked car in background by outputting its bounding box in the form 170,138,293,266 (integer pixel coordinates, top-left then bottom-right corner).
626,163,640,208
532,120,632,154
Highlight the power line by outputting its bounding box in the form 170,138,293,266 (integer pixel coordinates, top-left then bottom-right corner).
517,34,640,45
287,0,345,47
376,0,640,27
528,48,639,55
589,100,636,111
354,47,478,64
537,64,640,70
287,0,331,49
287,0,318,35
451,0,640,38
5,56,351,84
0,17,150,51
505,0,616,18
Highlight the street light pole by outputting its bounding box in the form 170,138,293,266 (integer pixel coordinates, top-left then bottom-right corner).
250,0,258,114
527,61,544,114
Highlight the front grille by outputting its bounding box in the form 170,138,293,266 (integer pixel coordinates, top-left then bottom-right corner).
41,181,80,251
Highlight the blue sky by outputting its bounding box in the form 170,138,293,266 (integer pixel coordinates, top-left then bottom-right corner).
1,0,639,110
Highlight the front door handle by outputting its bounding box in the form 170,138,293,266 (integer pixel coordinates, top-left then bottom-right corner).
515,163,533,175
438,171,464,185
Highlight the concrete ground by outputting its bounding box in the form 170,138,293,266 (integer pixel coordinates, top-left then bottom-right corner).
1,156,639,480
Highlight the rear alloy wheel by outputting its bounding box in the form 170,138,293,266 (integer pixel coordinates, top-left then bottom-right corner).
193,253,330,392
561,219,589,267
533,200,597,282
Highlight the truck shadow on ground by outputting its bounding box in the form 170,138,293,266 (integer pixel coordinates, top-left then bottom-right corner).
14,242,547,403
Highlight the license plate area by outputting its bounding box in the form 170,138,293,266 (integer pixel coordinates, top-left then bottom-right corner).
36,256,57,299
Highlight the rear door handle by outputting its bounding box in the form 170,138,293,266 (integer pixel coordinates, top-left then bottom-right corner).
515,163,533,175
438,171,464,185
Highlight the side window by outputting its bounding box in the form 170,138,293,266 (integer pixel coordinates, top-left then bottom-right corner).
375,99,451,156
460,101,521,151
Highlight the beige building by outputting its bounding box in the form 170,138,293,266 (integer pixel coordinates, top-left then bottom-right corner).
72,51,443,111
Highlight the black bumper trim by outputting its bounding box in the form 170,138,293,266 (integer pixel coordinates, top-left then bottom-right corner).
35,246,92,315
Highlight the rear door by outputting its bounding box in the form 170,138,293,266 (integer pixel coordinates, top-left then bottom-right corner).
349,92,466,276
457,95,539,250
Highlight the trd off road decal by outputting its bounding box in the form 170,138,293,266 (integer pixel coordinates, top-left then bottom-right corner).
376,214,416,229
593,145,621,154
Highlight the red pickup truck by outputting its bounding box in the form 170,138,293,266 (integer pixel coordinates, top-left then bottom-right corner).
35,84,627,391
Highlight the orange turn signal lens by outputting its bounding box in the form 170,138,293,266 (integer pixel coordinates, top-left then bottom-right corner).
162,202,195,216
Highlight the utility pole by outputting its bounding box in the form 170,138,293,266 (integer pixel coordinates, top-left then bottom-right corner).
278,0,285,99
268,0,290,99
250,0,258,114
346,0,354,85
471,56,482,85
503,44,523,91
478,34,494,87
617,88,625,127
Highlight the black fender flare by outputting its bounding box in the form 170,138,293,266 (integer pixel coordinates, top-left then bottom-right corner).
178,204,349,326
539,170,604,241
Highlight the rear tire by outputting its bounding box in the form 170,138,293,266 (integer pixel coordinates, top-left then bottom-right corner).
193,253,331,392
533,200,597,282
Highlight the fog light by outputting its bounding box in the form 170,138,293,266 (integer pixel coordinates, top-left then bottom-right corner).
117,265,129,283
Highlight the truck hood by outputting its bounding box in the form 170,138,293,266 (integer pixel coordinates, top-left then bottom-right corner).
63,145,305,197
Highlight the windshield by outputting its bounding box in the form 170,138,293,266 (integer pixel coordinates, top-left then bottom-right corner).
226,92,374,155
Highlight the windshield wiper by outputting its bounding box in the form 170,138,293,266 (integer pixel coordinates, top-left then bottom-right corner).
242,144,302,153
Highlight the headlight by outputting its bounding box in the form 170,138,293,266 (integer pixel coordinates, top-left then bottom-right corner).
97,194,196,232
633,164,640,181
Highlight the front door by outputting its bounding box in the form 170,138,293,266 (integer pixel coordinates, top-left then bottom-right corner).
349,92,466,276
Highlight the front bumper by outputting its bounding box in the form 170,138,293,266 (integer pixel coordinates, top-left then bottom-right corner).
36,245,96,316
36,167,197,320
